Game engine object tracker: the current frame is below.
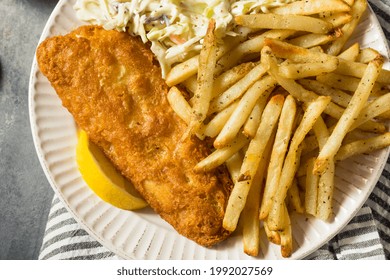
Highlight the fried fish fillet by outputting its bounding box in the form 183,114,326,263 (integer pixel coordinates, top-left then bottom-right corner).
37,25,232,246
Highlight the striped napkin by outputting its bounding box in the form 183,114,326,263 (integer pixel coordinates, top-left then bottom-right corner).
38,0,390,260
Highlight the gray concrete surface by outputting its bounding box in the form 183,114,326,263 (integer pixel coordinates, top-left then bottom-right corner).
0,0,59,259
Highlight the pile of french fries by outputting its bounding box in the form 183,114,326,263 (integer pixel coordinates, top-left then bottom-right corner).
166,0,390,258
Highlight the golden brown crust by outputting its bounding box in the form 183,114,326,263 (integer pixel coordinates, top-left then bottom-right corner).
37,25,232,246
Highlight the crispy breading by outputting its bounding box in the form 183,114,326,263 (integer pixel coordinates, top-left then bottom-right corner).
36,25,232,246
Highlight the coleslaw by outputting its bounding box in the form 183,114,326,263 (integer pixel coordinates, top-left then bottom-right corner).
74,0,297,77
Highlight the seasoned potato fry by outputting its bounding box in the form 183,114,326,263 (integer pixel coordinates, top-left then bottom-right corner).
235,14,333,34
202,102,238,138
287,179,305,214
326,0,368,55
357,48,380,63
279,204,293,258
166,55,199,87
305,157,319,216
322,12,353,28
214,75,276,148
335,132,390,161
335,58,390,84
337,42,360,61
188,20,217,135
314,57,384,174
312,116,334,220
317,159,335,220
264,38,335,63
298,79,351,108
182,75,197,96
351,92,390,130
223,95,284,232
288,33,338,48
264,220,281,245
316,72,385,95
271,0,350,15
242,134,273,256
167,86,192,124
260,95,297,220
195,133,249,172
278,59,339,79
226,152,244,184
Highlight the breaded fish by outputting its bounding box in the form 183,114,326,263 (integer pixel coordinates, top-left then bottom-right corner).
36,26,232,246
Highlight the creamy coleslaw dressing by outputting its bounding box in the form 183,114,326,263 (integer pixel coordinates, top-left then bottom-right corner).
74,0,297,77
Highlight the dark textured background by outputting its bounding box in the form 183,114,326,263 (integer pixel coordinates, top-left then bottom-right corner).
0,0,58,259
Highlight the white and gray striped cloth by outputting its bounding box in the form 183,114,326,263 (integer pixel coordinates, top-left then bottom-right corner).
38,0,390,260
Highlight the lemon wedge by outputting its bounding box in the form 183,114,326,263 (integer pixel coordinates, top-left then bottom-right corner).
76,130,148,210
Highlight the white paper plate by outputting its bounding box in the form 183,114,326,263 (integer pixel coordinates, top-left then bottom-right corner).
29,0,390,260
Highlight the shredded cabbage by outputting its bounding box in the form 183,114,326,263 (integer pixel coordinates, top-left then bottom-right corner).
74,0,297,78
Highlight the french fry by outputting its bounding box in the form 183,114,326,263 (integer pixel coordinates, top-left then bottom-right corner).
182,75,197,96
350,92,390,130
167,86,192,124
287,179,305,214
312,116,334,220
264,220,281,245
316,159,335,220
223,95,284,232
202,102,238,138
335,57,390,84
214,75,277,148
335,132,390,161
337,42,360,61
187,20,217,135
242,132,273,256
226,152,244,184
209,64,268,114
271,0,350,15
166,55,199,87
288,33,338,49
322,12,353,28
278,59,339,79
268,96,331,231
235,14,333,34
195,133,249,172
318,72,385,93
260,95,297,220
298,79,351,108
302,134,320,155
264,38,336,63
357,48,380,63
305,158,319,217
314,57,384,174
325,0,368,55
279,204,293,258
